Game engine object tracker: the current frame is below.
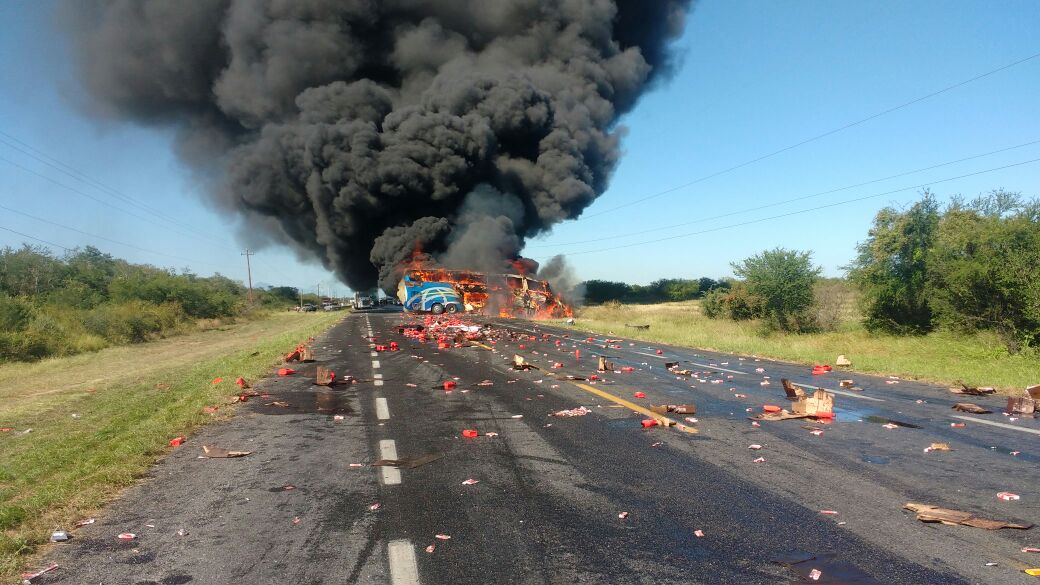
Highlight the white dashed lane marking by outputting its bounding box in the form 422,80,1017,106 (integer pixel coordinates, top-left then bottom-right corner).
372,360,381,369
950,415,1040,436
376,397,390,420
388,540,420,585
379,440,401,485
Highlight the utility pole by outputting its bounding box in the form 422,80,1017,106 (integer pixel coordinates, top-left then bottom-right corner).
241,249,254,304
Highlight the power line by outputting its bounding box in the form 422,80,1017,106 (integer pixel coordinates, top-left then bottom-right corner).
529,138,1040,248
0,224,72,252
581,50,1040,219
0,201,228,269
0,153,236,251
0,131,232,247
560,157,1040,257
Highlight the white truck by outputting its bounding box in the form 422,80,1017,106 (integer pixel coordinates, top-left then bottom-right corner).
352,292,374,310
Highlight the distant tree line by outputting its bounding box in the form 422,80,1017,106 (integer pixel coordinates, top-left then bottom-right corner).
0,245,303,362
582,277,729,305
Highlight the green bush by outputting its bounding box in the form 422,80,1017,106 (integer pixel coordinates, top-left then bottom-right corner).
732,248,820,332
82,301,184,344
701,289,726,319
847,194,939,334
0,295,32,331
926,193,1040,352
723,283,766,321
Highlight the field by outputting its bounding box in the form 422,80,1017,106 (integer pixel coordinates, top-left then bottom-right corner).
0,310,342,578
563,301,1038,392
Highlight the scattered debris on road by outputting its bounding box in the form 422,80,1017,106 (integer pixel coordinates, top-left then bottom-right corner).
649,404,696,415
949,382,996,396
952,402,992,414
836,354,851,367
904,502,1033,529
20,563,59,583
924,443,952,452
200,445,252,458
371,452,445,469
315,366,336,386
754,386,833,421
512,354,538,370
551,406,592,417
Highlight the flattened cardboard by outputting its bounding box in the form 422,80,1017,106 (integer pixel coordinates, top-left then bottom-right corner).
905,502,1033,530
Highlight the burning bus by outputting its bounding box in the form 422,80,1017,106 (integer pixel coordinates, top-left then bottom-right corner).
398,269,571,319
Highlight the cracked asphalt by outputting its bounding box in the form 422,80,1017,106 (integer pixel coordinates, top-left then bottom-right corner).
37,309,1039,584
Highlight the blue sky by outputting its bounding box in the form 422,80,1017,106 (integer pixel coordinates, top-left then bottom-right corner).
1,1,1037,292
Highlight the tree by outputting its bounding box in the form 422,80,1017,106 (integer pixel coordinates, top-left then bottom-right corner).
926,191,1040,352
732,248,820,332
847,193,939,334
583,280,633,304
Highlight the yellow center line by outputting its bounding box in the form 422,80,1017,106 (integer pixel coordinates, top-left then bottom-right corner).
568,381,698,434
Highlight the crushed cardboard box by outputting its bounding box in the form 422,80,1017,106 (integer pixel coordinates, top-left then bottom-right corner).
792,388,834,417
315,366,336,386
904,502,1032,530
952,402,991,414
1006,384,1040,415
759,383,833,421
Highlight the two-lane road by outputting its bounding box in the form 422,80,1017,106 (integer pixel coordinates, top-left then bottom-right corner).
44,310,1039,584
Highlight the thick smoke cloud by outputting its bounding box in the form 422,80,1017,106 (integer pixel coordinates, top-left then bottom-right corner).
62,0,692,292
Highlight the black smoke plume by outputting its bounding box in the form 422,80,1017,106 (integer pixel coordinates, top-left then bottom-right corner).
62,0,692,292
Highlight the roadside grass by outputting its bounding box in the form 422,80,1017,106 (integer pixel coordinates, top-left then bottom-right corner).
0,311,342,578
561,301,1038,392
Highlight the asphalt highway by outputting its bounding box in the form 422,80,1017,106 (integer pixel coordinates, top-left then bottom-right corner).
40,309,1039,584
